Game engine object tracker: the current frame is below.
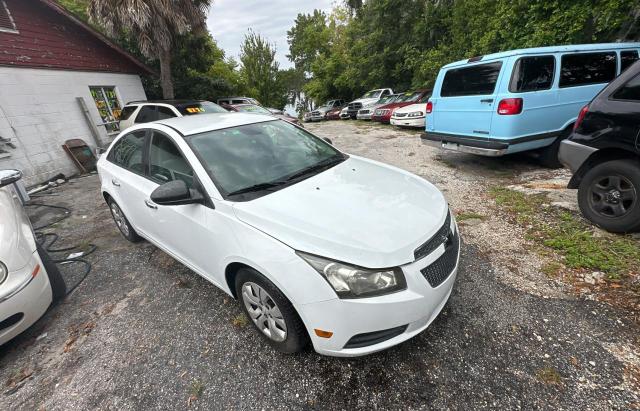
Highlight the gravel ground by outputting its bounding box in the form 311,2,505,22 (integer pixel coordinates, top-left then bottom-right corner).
0,121,638,410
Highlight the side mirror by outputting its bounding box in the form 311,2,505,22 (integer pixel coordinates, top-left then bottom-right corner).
150,180,204,206
323,137,333,145
0,169,22,188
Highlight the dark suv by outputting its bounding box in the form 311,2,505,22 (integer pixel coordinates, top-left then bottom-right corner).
559,61,640,233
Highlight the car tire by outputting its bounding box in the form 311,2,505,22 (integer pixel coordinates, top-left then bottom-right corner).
107,199,143,243
37,243,66,303
235,267,309,353
578,159,640,233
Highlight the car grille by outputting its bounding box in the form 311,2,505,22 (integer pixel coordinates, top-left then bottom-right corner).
348,102,362,110
414,211,451,261
311,111,320,116
375,109,389,115
394,113,408,118
420,228,459,288
359,109,370,115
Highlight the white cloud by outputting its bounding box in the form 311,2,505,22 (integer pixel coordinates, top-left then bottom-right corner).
207,0,334,69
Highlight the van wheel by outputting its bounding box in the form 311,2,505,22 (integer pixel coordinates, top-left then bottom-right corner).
578,159,640,233
235,267,309,353
538,130,570,168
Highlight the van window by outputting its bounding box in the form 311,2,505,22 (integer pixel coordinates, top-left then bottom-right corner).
559,52,616,88
611,73,640,101
509,56,555,92
621,50,639,72
441,62,503,97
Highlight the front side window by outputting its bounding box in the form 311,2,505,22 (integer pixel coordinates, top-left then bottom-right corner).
148,132,194,187
89,86,123,133
621,50,639,73
611,73,640,101
108,130,146,173
509,55,555,92
135,106,157,123
362,90,381,99
560,52,616,88
188,120,343,198
441,62,503,97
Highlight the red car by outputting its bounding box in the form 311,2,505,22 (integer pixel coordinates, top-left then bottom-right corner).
325,106,345,120
371,89,431,124
222,103,303,126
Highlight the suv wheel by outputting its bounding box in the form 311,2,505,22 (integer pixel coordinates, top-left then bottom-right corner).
108,199,143,242
578,159,640,233
235,267,309,353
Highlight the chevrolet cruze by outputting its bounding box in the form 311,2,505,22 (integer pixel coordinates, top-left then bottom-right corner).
97,113,459,356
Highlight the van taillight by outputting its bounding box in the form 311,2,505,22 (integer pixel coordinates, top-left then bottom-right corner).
497,98,523,115
426,101,433,114
574,105,589,131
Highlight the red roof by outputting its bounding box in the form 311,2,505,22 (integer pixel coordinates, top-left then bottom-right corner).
0,0,152,74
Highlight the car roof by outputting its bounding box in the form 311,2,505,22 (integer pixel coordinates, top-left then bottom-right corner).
126,99,210,106
443,42,640,69
154,113,276,136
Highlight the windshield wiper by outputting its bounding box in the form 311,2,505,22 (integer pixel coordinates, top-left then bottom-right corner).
227,181,287,196
281,155,345,182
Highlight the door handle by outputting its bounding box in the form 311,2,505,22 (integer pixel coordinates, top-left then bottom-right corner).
111,179,120,187
144,199,157,209
480,99,494,103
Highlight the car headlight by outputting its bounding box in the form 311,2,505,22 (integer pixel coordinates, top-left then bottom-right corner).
297,252,406,298
408,111,424,117
0,261,7,285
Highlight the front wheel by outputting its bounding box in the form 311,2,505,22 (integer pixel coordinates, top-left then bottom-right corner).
235,268,309,353
577,159,640,233
108,199,142,243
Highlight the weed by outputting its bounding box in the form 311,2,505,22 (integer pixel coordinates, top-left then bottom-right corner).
536,367,563,385
232,314,248,327
456,212,485,222
190,380,204,398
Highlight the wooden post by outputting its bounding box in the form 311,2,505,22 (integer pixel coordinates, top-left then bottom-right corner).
76,97,103,148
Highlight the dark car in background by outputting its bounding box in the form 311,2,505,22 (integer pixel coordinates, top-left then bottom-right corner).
559,60,640,233
223,103,303,127
371,90,431,124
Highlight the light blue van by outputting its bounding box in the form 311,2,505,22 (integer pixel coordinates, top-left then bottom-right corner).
422,43,640,166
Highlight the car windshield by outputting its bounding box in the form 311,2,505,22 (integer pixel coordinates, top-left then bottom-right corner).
176,101,228,115
378,95,397,104
187,120,345,199
234,104,272,115
397,92,422,103
362,90,382,99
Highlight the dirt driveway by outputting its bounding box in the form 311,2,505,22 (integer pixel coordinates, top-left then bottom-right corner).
0,121,638,410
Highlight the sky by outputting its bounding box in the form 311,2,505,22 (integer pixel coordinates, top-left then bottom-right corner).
207,0,334,69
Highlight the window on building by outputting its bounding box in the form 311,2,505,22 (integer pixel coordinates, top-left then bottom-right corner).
620,50,639,73
509,56,555,92
441,62,503,97
559,52,617,88
0,1,18,33
89,86,123,133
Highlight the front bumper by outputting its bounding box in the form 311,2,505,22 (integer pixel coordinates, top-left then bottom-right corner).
559,139,598,174
357,112,373,120
0,251,52,345
391,116,425,128
299,224,460,357
372,113,392,123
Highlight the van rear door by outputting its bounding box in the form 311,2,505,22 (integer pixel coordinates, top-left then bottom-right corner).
432,61,503,137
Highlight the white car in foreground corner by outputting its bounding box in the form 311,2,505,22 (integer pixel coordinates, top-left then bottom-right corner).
0,170,65,345
97,113,459,357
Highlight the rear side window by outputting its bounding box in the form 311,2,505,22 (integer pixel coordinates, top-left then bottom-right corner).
621,50,639,72
119,106,138,121
135,106,157,123
157,106,177,120
560,52,616,88
509,56,555,92
107,130,146,174
441,62,503,97
611,73,640,101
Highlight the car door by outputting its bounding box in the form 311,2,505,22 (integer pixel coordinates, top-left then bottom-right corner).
103,130,154,237
432,60,504,137
141,130,219,282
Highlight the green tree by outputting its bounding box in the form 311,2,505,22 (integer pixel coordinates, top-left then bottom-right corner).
88,0,211,99
239,30,285,109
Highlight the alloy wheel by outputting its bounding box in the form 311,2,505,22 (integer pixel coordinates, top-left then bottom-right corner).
110,203,130,236
241,282,287,342
588,174,637,218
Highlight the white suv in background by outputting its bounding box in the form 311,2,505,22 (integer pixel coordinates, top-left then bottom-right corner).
118,100,227,131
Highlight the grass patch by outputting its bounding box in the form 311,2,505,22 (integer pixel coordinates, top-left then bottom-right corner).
541,261,563,278
456,212,486,222
232,314,248,327
536,367,563,385
190,380,204,398
488,187,640,278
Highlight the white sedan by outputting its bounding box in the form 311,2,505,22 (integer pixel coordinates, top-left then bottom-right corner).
0,170,65,345
97,113,459,356
391,101,429,128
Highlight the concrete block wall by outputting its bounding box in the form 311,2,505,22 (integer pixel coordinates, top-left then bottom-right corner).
0,67,146,187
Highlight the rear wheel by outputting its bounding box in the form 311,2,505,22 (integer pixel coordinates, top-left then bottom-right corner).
538,129,571,168
108,199,142,242
37,243,66,303
235,267,309,353
578,159,640,233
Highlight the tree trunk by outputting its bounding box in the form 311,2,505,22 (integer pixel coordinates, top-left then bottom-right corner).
159,48,174,99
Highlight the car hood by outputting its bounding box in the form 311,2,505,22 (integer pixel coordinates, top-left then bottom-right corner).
394,103,427,114
232,156,448,268
378,102,415,110
0,186,36,271
350,98,379,106
314,106,330,113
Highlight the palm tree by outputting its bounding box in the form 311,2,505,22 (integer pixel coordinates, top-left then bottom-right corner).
88,0,211,99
